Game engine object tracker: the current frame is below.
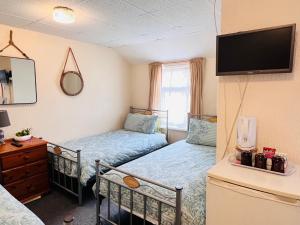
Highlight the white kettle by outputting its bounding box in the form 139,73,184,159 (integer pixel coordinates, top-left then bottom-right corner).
237,116,257,151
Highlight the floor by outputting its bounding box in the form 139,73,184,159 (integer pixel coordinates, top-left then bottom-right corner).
27,187,152,225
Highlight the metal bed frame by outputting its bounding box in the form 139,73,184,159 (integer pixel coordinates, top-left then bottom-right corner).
95,160,182,225
47,107,168,205
47,142,83,204
94,113,217,224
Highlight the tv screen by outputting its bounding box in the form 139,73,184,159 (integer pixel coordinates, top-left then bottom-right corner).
217,24,296,76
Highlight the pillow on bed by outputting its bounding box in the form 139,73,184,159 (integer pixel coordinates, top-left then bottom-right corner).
124,113,158,134
186,118,217,146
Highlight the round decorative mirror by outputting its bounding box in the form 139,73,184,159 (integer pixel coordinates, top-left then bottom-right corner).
60,71,84,96
60,48,84,96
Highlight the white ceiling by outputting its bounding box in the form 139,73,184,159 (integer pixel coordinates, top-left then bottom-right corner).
0,0,221,64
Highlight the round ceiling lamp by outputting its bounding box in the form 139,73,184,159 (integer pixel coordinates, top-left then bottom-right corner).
53,6,75,24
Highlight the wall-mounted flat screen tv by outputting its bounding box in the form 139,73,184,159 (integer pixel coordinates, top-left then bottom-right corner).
216,24,296,76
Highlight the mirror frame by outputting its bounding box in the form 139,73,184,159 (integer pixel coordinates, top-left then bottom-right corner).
0,55,37,105
60,70,84,96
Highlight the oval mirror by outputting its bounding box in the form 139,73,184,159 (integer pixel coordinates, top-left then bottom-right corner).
60,71,84,96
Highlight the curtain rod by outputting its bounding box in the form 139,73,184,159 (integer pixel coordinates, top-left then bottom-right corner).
151,57,204,65
162,60,190,65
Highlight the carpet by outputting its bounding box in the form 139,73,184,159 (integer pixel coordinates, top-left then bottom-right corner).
26,187,152,225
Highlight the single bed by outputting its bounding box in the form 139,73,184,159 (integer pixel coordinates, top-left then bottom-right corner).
94,114,217,225
0,184,44,225
52,129,167,185
47,107,168,204
95,141,216,225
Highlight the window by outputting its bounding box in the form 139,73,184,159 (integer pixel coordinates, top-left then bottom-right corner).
160,63,191,130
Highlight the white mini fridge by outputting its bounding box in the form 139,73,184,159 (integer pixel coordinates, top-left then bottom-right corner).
206,157,300,225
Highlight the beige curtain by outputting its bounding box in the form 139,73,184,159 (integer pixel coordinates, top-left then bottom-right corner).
190,57,204,115
148,62,162,110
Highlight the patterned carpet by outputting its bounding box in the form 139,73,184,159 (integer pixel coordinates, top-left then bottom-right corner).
27,187,152,225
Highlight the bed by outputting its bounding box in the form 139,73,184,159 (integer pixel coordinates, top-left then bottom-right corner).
94,114,217,225
0,184,44,225
47,107,168,204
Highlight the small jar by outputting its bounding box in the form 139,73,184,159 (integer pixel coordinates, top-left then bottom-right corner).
241,151,252,166
272,155,285,173
277,152,288,170
255,153,267,169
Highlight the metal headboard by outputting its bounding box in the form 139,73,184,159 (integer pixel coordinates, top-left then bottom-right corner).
187,113,217,131
130,106,169,140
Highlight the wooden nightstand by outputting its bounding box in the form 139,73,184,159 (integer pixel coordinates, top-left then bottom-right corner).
0,137,49,203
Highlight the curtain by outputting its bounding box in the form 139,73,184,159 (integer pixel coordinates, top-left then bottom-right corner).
148,62,162,110
190,57,204,115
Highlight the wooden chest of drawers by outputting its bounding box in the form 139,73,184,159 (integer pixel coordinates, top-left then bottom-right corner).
0,137,49,203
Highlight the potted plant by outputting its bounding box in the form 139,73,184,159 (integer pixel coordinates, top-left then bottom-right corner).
14,128,32,141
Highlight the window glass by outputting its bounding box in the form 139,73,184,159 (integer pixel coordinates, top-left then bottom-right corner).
161,63,191,130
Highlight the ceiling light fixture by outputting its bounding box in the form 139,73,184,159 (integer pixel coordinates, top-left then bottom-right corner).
53,6,75,24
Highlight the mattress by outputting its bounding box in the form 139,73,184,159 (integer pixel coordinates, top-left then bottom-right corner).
0,185,44,225
95,140,216,225
50,129,167,185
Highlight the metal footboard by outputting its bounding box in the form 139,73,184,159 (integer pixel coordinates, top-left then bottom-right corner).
47,142,82,205
95,160,182,225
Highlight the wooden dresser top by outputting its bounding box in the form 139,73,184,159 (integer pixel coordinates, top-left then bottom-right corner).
0,137,47,156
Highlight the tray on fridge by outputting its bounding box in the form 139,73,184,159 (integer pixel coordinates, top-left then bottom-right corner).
228,155,296,176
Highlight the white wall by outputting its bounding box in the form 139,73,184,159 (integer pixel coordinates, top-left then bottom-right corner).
130,64,150,109
0,24,131,143
131,58,218,142
217,0,300,163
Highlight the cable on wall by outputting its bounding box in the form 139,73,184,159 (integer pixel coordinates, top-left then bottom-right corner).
221,77,250,159
213,0,219,35
223,79,229,145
